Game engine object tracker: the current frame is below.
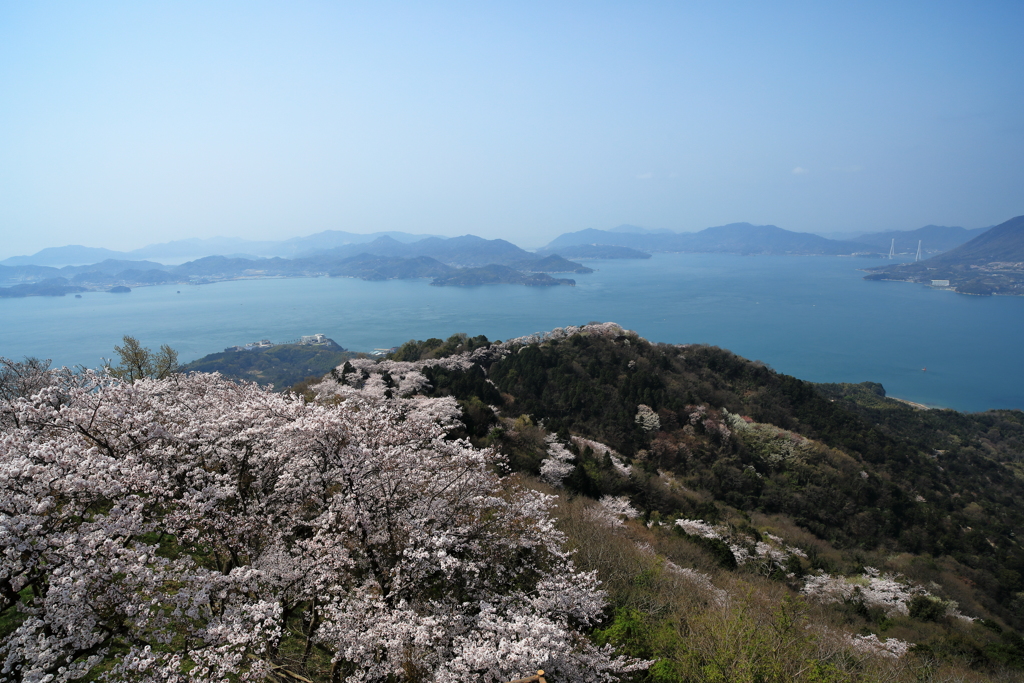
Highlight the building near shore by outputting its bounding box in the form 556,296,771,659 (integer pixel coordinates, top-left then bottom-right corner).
299,333,329,345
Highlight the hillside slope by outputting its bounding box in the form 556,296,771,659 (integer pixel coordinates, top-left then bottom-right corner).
6,326,1024,681
925,215,1024,265
349,324,1024,678
183,339,356,388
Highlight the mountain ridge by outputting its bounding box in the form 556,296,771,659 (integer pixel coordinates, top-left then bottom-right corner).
367,323,1024,677
1,230,448,266
851,225,990,254
546,222,877,255
864,215,1024,295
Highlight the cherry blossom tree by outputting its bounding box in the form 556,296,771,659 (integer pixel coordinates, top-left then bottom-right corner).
634,404,660,433
539,435,576,487
0,362,641,683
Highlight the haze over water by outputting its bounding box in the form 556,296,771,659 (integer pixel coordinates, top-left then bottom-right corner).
2,253,1021,413
3,3,1023,256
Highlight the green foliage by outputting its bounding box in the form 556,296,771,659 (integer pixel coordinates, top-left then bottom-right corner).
0,587,30,639
908,596,948,622
674,528,738,569
106,335,178,381
560,494,1024,681
183,343,355,390
389,333,492,361
984,631,1024,669
577,509,852,682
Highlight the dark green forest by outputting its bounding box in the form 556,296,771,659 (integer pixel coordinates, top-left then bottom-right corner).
184,342,356,389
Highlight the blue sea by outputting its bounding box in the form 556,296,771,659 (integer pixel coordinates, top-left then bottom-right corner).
2,253,1022,413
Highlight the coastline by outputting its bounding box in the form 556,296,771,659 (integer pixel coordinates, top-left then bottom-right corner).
3,254,1023,414
891,397,937,410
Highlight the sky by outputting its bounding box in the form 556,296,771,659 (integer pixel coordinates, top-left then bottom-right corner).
1,1,1022,257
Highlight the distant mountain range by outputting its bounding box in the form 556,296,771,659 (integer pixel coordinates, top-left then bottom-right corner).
6,221,996,269
606,223,675,235
0,235,590,297
303,235,532,267
546,223,876,255
924,217,1024,265
544,221,998,257
863,216,1024,295
429,264,576,287
0,231,447,267
3,221,1012,297
850,225,990,254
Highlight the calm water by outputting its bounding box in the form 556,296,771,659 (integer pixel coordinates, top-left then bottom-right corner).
2,253,1022,412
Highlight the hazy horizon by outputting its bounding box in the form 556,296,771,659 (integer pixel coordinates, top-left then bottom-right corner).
3,2,1022,259
4,219,1001,264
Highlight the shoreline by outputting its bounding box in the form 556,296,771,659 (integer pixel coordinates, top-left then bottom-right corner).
891,396,952,411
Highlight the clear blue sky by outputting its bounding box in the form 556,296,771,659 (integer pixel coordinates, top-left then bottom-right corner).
1,1,1022,256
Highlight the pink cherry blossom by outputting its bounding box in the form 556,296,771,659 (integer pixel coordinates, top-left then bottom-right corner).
0,362,643,683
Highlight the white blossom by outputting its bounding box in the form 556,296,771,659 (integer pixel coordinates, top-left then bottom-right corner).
586,497,641,528
570,437,632,477
570,436,615,457
673,520,806,574
674,519,723,540
0,365,643,683
847,634,913,659
539,436,576,487
800,568,972,621
634,405,660,433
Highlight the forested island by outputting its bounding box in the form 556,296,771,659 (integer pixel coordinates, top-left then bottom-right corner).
4,324,1024,682
0,235,590,297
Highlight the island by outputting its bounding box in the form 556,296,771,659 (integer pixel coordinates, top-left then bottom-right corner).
0,277,87,298
0,236,593,297
430,264,575,286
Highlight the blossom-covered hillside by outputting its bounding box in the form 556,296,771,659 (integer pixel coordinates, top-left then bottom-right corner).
0,359,642,683
4,322,1024,682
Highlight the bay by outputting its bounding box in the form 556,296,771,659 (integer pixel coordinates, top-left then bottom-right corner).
1,253,1021,412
